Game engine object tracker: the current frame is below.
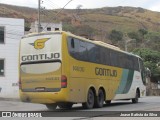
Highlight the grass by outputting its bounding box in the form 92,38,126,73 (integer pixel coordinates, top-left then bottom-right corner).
1,4,160,35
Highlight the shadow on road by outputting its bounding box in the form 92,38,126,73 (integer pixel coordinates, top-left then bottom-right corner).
38,101,147,117
46,100,144,111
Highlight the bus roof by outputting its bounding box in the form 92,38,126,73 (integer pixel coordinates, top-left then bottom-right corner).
93,41,120,50
23,31,140,59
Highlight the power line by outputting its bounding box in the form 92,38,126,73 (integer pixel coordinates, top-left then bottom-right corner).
5,36,22,40
114,0,127,6
44,0,61,9
0,29,24,36
40,5,57,16
42,0,74,32
55,0,74,18
0,28,24,36
0,23,24,27
0,35,23,40
38,0,60,32
0,22,26,34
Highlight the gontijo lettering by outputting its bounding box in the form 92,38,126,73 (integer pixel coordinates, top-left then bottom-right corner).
21,53,60,62
95,67,117,77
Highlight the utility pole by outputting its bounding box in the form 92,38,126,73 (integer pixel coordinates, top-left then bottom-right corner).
124,33,128,51
38,0,41,33
125,36,128,51
124,33,136,52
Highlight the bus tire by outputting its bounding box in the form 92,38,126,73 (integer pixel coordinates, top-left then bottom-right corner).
94,89,104,108
82,89,95,109
58,103,73,109
46,103,57,110
132,90,139,103
105,100,111,104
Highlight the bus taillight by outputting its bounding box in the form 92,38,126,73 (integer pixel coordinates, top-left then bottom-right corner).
61,75,67,88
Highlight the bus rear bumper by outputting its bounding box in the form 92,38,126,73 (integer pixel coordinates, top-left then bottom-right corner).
19,89,68,104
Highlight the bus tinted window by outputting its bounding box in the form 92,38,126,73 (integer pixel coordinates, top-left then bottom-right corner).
101,47,110,65
68,37,80,60
87,42,96,63
95,46,101,63
67,37,140,71
139,59,146,84
134,57,139,70
100,47,106,65
110,50,118,67
79,40,88,61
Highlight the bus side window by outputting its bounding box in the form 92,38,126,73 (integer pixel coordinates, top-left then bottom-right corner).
95,45,100,63
68,37,79,59
87,42,96,63
139,59,146,85
79,40,88,61
71,38,75,48
110,50,118,67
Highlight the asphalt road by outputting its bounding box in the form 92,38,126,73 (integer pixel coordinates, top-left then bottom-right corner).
0,96,160,119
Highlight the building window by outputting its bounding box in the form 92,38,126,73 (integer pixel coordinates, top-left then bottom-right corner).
0,26,5,44
47,27,51,31
0,59,5,76
55,28,59,31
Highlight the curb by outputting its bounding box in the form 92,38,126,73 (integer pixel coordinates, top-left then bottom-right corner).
0,97,21,102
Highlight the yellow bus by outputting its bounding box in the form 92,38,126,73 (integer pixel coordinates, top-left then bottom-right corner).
19,31,146,109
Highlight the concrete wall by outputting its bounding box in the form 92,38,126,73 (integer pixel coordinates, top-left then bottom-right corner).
146,77,160,96
0,17,24,98
29,21,62,33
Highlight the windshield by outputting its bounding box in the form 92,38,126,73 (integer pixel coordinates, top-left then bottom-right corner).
20,33,62,74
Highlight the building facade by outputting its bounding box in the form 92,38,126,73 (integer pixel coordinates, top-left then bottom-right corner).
29,21,62,33
0,17,24,99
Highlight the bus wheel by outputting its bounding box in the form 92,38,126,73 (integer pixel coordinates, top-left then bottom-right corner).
58,103,73,109
94,89,104,108
82,89,95,109
105,100,111,104
46,103,57,110
132,90,139,103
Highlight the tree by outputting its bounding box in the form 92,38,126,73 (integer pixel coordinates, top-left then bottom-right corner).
133,48,160,82
128,31,140,41
127,29,148,43
138,29,148,37
63,23,75,32
144,32,160,51
109,29,123,44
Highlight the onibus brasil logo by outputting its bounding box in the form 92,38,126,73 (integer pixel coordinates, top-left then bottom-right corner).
29,38,50,49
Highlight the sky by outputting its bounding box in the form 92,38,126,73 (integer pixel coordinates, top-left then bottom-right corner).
0,0,160,12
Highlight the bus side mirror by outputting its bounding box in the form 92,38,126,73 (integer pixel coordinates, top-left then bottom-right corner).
143,67,151,85
145,67,151,78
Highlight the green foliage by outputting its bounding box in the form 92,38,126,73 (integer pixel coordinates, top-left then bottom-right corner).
133,48,160,78
63,23,95,37
63,24,75,32
128,31,141,42
24,21,31,30
74,25,95,36
145,31,160,39
127,29,148,43
144,32,160,51
109,29,123,43
138,29,148,36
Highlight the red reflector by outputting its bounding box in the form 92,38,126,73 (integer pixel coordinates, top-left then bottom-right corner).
61,75,67,88
61,82,67,87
